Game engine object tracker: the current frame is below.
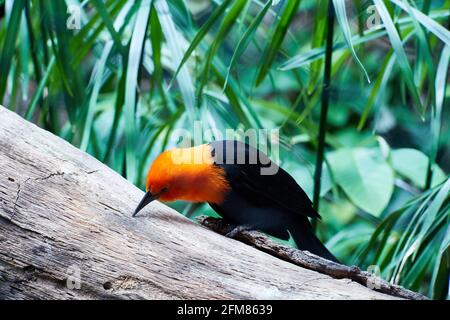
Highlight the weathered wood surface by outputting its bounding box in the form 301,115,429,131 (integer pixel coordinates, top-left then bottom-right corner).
0,105,402,299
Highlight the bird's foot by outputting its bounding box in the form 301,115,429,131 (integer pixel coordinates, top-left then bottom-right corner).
225,225,253,238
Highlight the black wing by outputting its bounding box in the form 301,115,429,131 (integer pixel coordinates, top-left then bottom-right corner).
209,140,320,219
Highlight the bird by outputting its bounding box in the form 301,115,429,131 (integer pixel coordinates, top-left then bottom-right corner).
133,140,339,263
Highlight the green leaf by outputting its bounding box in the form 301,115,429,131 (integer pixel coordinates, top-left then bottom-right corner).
357,51,394,130
211,58,261,128
24,0,42,86
391,148,446,189
328,148,394,216
414,179,450,250
149,3,166,106
281,28,384,70
255,0,301,86
0,0,25,102
124,1,151,183
428,45,450,187
80,41,113,151
357,28,416,130
400,0,435,117
170,0,233,83
279,9,449,71
71,0,128,67
19,10,30,101
91,0,125,54
332,0,370,83
307,0,327,93
197,0,248,104
434,45,450,131
155,0,196,121
103,52,128,163
372,0,424,116
356,208,404,265
224,0,271,90
24,55,56,120
391,0,450,47
47,0,85,121
401,242,436,289
430,246,449,299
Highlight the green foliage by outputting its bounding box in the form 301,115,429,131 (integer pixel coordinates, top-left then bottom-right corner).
328,147,394,217
373,0,424,116
357,179,450,299
0,0,449,298
392,148,446,188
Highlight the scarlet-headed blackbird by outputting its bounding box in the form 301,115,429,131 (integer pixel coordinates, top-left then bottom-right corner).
134,140,338,263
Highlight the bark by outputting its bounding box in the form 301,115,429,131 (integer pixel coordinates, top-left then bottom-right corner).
0,105,418,299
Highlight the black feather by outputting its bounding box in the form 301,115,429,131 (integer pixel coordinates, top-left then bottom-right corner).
208,140,339,263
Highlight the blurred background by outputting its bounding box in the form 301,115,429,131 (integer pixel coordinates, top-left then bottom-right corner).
0,0,449,298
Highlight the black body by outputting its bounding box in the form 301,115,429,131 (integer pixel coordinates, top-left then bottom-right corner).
208,140,339,263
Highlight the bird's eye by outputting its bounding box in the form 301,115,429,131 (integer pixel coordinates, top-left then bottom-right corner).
160,187,169,193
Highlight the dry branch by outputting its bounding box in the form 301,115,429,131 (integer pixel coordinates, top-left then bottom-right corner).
0,105,420,299
197,216,427,300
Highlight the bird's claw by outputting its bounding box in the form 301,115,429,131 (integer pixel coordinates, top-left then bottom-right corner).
225,225,253,238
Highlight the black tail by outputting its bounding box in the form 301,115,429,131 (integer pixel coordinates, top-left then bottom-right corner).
289,221,340,263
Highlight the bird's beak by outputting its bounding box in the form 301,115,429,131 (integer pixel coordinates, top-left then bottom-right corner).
133,191,156,217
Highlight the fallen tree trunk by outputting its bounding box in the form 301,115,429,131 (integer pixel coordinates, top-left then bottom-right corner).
0,105,416,299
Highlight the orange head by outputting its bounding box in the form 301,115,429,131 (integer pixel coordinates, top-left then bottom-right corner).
133,144,230,216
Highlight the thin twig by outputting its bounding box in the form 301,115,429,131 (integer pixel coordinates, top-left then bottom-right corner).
197,216,427,300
